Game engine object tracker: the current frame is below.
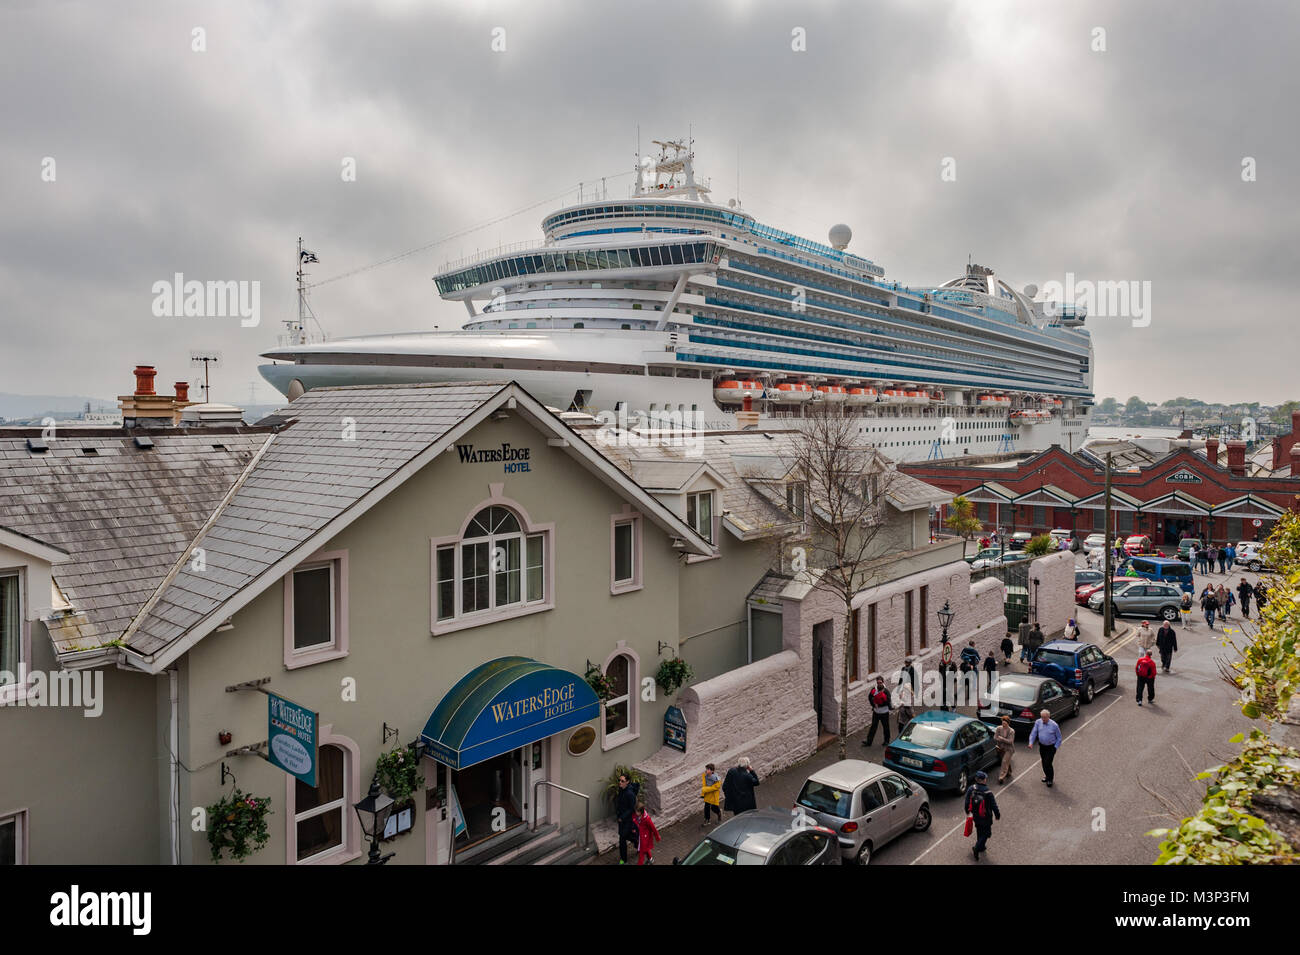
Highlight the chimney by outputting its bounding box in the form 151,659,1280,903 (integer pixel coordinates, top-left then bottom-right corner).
1290,443,1300,476
175,382,189,402
1292,409,1300,439
119,364,179,428
1205,437,1219,465
735,392,760,429
1226,440,1247,478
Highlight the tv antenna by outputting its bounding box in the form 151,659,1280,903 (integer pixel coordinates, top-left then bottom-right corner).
189,351,222,402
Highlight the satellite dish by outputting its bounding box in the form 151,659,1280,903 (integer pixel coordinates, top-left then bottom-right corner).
727,198,737,208
828,223,852,250
1023,284,1039,298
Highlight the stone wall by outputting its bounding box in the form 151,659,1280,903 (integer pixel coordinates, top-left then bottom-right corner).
1028,550,1076,640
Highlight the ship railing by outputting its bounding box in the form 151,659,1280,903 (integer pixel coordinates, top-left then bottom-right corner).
439,240,547,273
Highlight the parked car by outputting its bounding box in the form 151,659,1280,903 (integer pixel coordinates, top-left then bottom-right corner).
675,808,839,866
1075,576,1130,606
1234,542,1272,572
972,551,1033,570
1049,529,1080,551
1007,531,1034,550
792,760,931,865
1123,534,1153,556
1088,580,1184,621
965,546,1004,565
882,710,1000,793
1029,640,1119,703
1176,538,1203,560
1075,569,1104,589
978,674,1080,732
1083,533,1107,551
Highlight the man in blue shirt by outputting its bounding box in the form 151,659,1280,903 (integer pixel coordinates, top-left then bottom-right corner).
1027,709,1063,787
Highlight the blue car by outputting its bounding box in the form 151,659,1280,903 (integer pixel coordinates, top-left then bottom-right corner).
1030,640,1119,703
882,710,999,793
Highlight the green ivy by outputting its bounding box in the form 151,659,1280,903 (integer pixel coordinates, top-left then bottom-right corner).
655,657,694,697
375,744,422,805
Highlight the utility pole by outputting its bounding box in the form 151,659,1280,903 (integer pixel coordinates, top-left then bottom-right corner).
1103,452,1114,639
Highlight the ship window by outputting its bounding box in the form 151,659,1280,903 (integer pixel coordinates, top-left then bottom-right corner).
650,247,663,266
574,322,584,329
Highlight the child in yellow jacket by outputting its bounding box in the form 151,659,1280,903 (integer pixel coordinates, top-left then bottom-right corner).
701,763,722,826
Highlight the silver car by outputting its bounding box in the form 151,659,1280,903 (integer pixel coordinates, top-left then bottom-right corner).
1087,580,1184,621
794,759,931,865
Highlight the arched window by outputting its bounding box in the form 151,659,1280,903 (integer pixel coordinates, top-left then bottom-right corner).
601,644,641,749
433,503,550,630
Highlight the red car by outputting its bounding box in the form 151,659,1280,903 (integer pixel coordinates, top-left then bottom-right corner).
1075,577,1131,606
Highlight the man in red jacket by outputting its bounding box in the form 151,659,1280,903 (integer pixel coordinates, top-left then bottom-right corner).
1135,651,1157,707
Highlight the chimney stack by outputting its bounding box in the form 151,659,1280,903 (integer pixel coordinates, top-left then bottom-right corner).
120,365,185,428
1290,443,1300,476
133,365,157,396
175,382,189,402
1205,437,1219,465
1292,409,1300,438
1226,439,1247,478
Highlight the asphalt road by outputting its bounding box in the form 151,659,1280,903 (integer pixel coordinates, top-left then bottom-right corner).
596,557,1269,866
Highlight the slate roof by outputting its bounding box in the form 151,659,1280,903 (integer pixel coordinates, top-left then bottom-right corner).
122,382,509,658
0,430,271,651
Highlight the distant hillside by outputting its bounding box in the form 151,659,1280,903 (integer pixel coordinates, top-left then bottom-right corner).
0,392,116,422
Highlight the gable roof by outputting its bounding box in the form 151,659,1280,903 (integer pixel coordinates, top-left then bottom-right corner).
0,429,271,647
117,381,714,674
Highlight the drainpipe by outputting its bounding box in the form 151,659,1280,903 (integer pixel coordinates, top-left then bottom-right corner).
169,668,180,864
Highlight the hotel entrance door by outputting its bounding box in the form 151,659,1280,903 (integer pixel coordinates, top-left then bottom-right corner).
452,750,524,848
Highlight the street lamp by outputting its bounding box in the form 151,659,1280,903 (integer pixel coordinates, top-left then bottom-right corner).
937,601,956,710
937,600,955,640
354,772,396,865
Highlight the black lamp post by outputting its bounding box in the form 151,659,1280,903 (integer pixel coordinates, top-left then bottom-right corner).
354,772,396,865
937,600,955,642
937,601,956,710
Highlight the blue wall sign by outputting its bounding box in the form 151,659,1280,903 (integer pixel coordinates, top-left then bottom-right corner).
268,692,319,787
664,705,687,753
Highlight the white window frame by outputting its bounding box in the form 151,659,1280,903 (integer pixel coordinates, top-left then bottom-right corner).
600,643,641,750
0,808,28,865
610,507,643,595
430,497,555,636
282,550,349,670
0,568,32,706
285,730,361,865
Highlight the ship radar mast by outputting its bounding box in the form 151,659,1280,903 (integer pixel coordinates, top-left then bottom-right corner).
634,138,711,201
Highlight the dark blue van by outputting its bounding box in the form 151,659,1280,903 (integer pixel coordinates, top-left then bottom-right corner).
1125,556,1195,594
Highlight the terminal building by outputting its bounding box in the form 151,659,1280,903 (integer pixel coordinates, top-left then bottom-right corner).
1,368,1022,865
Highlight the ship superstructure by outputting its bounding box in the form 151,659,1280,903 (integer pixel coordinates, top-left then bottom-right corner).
260,140,1094,460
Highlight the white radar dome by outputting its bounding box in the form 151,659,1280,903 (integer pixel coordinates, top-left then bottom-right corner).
1023,284,1039,298
828,224,852,250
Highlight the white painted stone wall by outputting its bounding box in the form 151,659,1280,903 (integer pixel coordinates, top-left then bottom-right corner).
1027,550,1076,640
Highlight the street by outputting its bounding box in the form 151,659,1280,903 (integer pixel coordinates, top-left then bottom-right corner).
599,557,1268,866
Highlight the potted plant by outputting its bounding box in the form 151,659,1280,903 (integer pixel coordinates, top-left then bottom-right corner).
585,664,616,705
207,789,271,863
655,657,694,697
602,765,646,806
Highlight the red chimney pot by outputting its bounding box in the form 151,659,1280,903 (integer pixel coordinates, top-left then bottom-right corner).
133,365,156,396
1205,437,1219,463
175,382,190,402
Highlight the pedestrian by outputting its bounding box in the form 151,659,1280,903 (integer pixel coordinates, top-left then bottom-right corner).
1254,582,1269,612
1000,634,1015,664
721,757,760,815
1021,622,1044,664
1187,543,1198,571
1215,583,1229,621
1200,588,1219,628
1223,587,1235,619
994,713,1015,783
983,649,998,678
1135,650,1157,706
615,772,639,864
965,770,1001,861
1135,620,1154,657
894,674,915,730
1063,618,1081,641
1155,620,1178,674
1206,543,1218,575
1179,591,1193,628
633,801,660,865
863,676,893,747
901,655,917,692
700,763,722,827
1028,709,1063,787
1217,544,1228,575
960,640,981,671
1237,578,1253,620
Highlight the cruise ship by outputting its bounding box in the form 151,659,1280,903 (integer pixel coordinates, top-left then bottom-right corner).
259,140,1094,461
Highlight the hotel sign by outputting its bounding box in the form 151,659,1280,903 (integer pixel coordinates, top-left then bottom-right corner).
267,692,318,787
1165,469,1202,485
456,442,532,474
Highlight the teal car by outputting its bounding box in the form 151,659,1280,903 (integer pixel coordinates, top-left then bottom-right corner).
882,710,999,793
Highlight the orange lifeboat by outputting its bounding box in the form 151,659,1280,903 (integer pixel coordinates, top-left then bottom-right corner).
772,381,813,403
880,388,905,404
977,394,998,407
713,379,763,403
846,387,878,406
816,385,848,403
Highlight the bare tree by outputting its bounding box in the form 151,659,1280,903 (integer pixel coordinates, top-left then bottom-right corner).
771,404,911,761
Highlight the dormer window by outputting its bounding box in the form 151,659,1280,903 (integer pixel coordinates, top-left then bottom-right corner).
686,490,714,544
786,482,806,519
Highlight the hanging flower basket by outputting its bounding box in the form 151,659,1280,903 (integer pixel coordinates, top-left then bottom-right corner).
585,665,617,704
655,657,695,697
376,744,423,805
207,789,271,863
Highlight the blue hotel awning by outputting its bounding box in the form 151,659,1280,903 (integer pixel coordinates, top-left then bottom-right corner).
420,657,600,770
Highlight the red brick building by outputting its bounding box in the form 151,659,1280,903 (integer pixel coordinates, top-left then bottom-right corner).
903,435,1300,548
1271,409,1300,475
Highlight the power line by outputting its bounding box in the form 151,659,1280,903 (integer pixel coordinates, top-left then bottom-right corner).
305,170,635,290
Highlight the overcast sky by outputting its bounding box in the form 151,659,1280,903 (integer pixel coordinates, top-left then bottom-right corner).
3,0,1296,408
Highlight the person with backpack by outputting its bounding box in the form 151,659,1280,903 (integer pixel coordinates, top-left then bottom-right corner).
1155,622,1178,674
633,801,661,865
1222,586,1236,620
863,676,893,747
1237,578,1253,620
615,773,640,864
965,770,1001,861
700,763,722,827
1135,650,1157,706
1254,582,1269,612
1179,591,1194,628
1215,583,1230,621
1200,588,1219,628
1000,635,1015,665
